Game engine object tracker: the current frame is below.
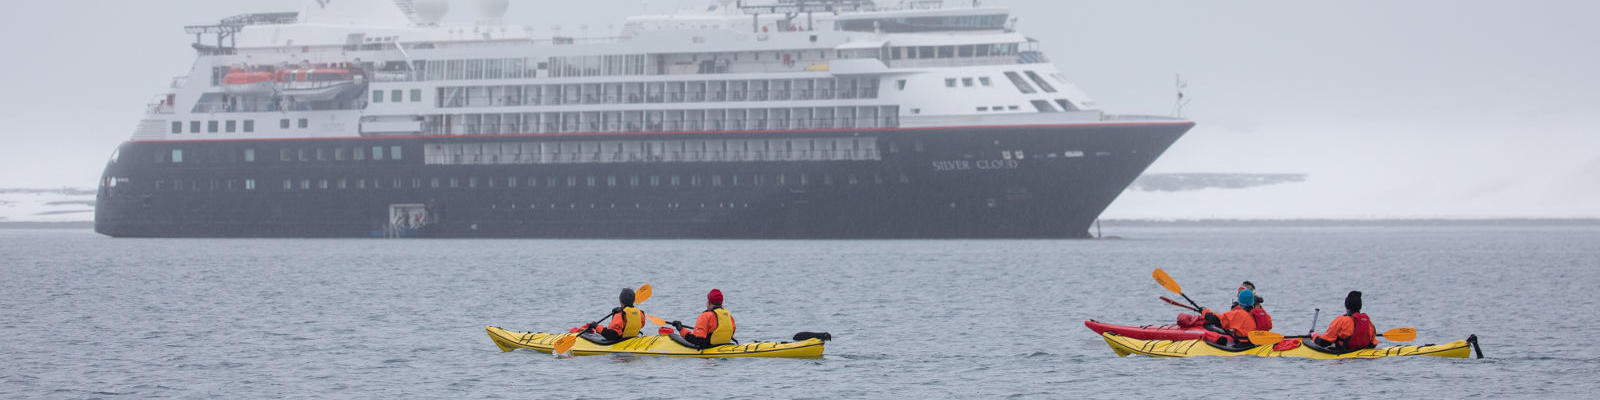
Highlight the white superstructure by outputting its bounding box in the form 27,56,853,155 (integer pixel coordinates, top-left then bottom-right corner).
139,0,1114,142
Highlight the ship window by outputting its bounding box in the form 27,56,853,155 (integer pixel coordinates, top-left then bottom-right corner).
1055,99,1078,112
372,90,384,103
171,121,182,134
671,175,680,186
431,178,440,188
300,179,311,190
1024,71,1058,93
527,177,537,187
171,149,183,163
298,119,309,129
298,148,308,162
279,149,290,161
243,120,255,133
568,176,577,187
450,178,459,188
508,177,518,188
334,148,345,161
391,90,403,103
245,179,256,190
1004,72,1037,94
244,149,255,162
896,79,906,90
280,119,290,129
372,146,385,160
629,176,639,186
353,147,365,160
226,120,237,133
207,121,219,133
283,179,292,190
938,46,955,58
1008,105,1020,110
977,107,988,112
962,78,974,87
587,176,596,187
410,89,422,102
945,78,956,88
470,177,478,188
608,176,617,187
391,146,402,160
712,175,722,186
319,179,329,189
980,77,992,86
1031,100,1059,113
357,179,366,189
316,148,327,161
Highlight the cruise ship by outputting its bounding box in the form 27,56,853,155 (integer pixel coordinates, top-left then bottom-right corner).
94,0,1194,238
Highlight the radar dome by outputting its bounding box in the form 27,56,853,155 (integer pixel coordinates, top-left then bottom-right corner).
473,0,510,24
411,0,450,25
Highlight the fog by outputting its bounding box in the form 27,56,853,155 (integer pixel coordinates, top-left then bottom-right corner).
1,0,1594,219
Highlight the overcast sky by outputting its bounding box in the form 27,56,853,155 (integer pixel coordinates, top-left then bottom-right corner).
0,0,1595,218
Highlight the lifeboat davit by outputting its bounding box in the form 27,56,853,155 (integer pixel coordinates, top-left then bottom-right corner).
275,68,363,102
222,69,276,96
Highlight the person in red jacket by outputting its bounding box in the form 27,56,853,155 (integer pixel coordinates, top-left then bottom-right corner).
673,289,737,348
1178,281,1271,331
1314,291,1376,352
1201,289,1259,343
583,288,646,341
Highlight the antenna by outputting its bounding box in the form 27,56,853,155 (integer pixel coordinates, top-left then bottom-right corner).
1173,74,1191,118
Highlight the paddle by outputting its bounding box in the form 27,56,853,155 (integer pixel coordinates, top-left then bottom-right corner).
1160,296,1199,312
1152,269,1203,311
645,314,668,327
1247,327,1418,346
553,284,653,354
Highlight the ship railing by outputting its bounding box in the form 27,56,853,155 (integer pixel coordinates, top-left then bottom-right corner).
147,103,175,115
371,71,419,82
887,56,1020,69
192,102,230,113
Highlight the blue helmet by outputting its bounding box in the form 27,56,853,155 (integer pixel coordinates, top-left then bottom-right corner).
1238,289,1256,307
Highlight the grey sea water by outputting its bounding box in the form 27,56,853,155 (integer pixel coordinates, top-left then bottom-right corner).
2,222,1598,398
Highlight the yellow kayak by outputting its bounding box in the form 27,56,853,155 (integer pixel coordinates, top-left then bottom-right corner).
1101,332,1480,359
486,326,826,358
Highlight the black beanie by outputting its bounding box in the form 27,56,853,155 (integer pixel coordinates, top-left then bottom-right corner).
620,288,635,307
1344,291,1362,312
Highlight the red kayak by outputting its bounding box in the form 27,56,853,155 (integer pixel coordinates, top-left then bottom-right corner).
1084,319,1208,341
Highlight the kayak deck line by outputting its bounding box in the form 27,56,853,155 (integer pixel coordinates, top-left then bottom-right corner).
486,326,825,358
1101,332,1479,359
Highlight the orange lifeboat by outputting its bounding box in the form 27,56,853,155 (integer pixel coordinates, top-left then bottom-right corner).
222,68,276,96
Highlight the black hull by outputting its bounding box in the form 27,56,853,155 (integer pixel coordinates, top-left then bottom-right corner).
95,123,1190,238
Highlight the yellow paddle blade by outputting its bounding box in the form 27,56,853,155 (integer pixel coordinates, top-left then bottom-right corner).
635,284,653,304
1152,269,1183,294
645,314,667,326
1381,327,1416,342
1248,330,1286,346
553,335,577,354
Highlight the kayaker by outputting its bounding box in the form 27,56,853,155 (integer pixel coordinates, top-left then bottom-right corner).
1313,291,1376,352
1238,282,1272,332
1200,289,1258,342
1177,281,1270,330
585,287,646,341
672,289,736,348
